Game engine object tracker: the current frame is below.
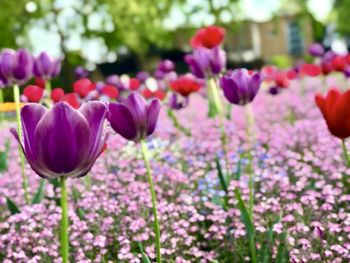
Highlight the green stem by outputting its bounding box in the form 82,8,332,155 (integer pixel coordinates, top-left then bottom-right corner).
0,88,4,123
85,175,91,191
45,80,52,107
60,177,69,263
13,84,29,204
167,109,191,136
342,140,350,167
140,140,161,263
245,104,255,219
209,78,230,181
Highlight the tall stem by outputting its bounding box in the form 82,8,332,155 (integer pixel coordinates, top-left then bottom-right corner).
13,84,29,204
245,104,255,219
140,140,161,263
167,108,191,136
45,80,52,107
60,177,69,263
208,78,230,179
342,140,350,167
0,88,4,123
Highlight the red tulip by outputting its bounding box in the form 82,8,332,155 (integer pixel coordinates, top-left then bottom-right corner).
102,84,119,99
300,64,321,77
315,88,350,139
286,69,297,80
73,78,95,98
275,71,290,88
331,56,347,72
141,88,166,101
321,62,333,75
63,93,80,109
129,78,140,90
142,88,153,99
23,85,44,103
34,77,46,89
171,75,201,97
51,88,65,103
190,25,225,49
153,90,166,101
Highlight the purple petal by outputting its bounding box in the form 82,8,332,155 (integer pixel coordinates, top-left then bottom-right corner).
108,103,137,140
146,99,161,136
34,102,91,174
0,49,16,77
220,76,240,104
79,101,107,157
123,93,148,132
21,104,48,162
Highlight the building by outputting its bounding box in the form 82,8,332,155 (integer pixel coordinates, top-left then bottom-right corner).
225,15,313,63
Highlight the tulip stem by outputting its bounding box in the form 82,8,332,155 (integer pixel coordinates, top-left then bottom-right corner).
60,177,69,263
245,104,255,219
167,109,191,136
45,80,52,107
13,84,29,204
342,140,350,167
0,88,4,124
208,78,230,182
140,140,161,263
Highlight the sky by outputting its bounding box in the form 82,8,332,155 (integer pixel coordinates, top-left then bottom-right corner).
25,0,334,64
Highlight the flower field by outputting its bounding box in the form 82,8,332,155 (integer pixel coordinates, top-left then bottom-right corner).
0,25,350,263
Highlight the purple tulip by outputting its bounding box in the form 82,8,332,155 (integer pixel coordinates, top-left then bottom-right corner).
11,101,108,179
95,81,106,92
136,71,149,83
0,48,33,86
154,70,165,80
74,66,89,79
185,47,226,79
220,69,261,105
33,52,61,80
344,65,350,78
308,43,325,57
108,92,160,142
323,50,336,63
157,59,175,73
169,93,189,110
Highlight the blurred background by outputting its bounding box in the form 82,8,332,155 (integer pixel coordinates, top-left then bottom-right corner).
0,0,348,87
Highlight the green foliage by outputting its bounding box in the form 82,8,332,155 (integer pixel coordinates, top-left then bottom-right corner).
336,0,350,35
270,55,292,69
31,180,45,204
0,141,10,172
6,197,20,215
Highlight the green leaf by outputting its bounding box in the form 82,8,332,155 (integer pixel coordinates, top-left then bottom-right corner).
49,178,59,188
77,208,86,220
234,188,257,263
31,180,45,204
138,242,151,263
0,141,10,172
215,158,227,192
72,186,81,202
276,232,289,263
6,197,20,215
258,228,274,263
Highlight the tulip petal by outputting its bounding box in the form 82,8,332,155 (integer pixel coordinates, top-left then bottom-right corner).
79,101,107,157
220,77,240,104
332,89,350,138
147,99,161,136
21,104,48,161
108,103,137,140
35,102,91,174
124,93,148,132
